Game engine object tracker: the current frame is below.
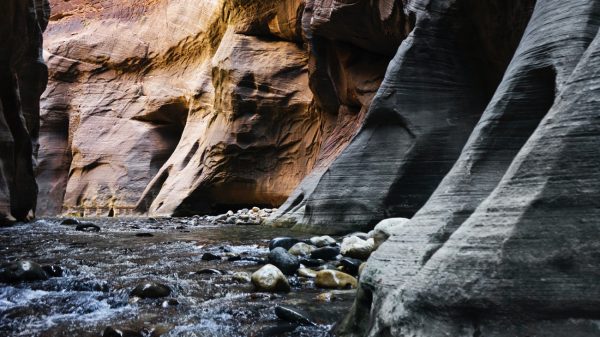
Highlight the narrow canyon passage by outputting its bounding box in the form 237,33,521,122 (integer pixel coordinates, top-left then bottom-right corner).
3,0,600,336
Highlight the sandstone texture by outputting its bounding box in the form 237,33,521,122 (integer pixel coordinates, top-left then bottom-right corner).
340,0,600,336
269,0,534,233
39,0,397,217
0,0,50,224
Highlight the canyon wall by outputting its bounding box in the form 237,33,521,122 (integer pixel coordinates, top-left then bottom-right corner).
0,0,50,224
40,0,398,217
270,0,535,233
341,0,600,335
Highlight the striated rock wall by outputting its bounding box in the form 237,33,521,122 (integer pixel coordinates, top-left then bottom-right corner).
341,0,600,335
270,0,534,233
39,0,397,217
0,0,50,224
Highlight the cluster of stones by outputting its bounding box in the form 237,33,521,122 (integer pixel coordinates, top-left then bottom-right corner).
249,232,379,294
208,207,277,226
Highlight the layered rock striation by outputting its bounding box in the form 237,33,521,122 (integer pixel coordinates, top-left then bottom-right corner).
341,0,600,335
0,0,50,224
269,0,534,233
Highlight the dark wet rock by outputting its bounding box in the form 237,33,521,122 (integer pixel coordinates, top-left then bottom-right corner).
268,237,300,251
310,246,340,261
102,327,143,337
0,260,49,283
161,299,179,308
60,218,79,225
268,247,300,275
72,280,109,292
201,253,221,261
299,258,325,267
226,255,242,262
274,305,315,326
251,264,291,293
130,282,171,299
339,257,362,276
241,256,268,265
41,265,63,277
196,268,223,275
135,233,154,237
75,223,100,232
257,323,298,337
219,246,233,253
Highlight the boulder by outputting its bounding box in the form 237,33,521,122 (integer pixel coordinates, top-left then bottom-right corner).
251,264,291,292
130,282,171,299
340,236,374,260
268,247,300,275
268,237,300,251
0,260,49,283
368,218,410,249
274,305,315,326
309,235,337,247
315,270,357,289
310,246,340,261
288,242,316,257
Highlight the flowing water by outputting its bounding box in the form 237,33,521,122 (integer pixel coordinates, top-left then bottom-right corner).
0,218,354,336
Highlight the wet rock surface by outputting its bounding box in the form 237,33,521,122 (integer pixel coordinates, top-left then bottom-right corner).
0,218,353,336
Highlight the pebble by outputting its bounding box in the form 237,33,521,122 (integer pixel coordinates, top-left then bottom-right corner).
268,237,300,251
75,223,101,232
369,218,410,249
130,282,171,298
340,236,374,260
196,268,223,275
102,327,143,337
309,235,337,247
310,246,340,260
268,247,300,275
299,258,324,267
135,233,154,237
161,299,179,308
274,305,315,326
297,267,317,278
339,257,362,275
41,265,63,277
315,270,357,289
288,242,316,257
201,253,221,261
60,218,79,225
251,264,290,292
232,272,252,283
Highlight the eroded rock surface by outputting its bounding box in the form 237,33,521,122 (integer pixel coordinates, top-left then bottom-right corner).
341,0,600,336
270,0,534,233
0,0,50,224
40,0,398,217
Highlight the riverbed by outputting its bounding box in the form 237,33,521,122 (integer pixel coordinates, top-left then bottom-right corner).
0,218,354,336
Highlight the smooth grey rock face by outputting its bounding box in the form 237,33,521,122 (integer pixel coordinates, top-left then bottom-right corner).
271,0,534,234
340,0,600,336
